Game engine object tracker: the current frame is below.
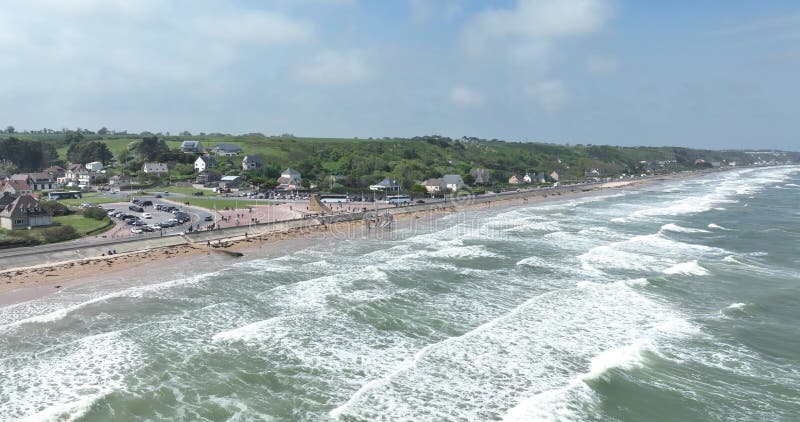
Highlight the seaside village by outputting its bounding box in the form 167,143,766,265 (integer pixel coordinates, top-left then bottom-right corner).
0,137,753,245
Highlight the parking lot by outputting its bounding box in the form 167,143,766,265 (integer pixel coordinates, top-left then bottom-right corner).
101,199,197,236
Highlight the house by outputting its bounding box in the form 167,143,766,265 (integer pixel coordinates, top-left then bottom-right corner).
0,193,16,208
10,173,57,191
584,169,601,178
523,173,533,183
369,178,400,191
85,161,104,172
443,174,464,191
422,178,447,194
0,194,53,230
242,155,264,171
508,175,521,185
74,167,100,186
180,140,203,153
194,155,217,172
109,175,134,188
1,179,33,197
219,175,242,189
277,168,302,189
63,164,83,183
195,170,221,185
549,171,560,182
43,165,66,179
470,168,491,185
142,162,169,174
213,143,243,156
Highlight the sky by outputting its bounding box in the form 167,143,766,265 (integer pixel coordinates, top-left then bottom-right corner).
0,0,798,150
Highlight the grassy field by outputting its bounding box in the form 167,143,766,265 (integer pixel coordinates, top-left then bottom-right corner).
57,193,124,206
52,214,112,235
154,186,212,196
168,197,273,210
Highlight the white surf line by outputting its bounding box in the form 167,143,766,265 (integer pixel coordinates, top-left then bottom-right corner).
328,287,574,419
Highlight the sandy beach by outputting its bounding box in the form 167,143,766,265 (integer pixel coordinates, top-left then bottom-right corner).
0,172,706,306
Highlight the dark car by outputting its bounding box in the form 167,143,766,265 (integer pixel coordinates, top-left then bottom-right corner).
141,200,153,206
416,199,426,204
204,216,213,222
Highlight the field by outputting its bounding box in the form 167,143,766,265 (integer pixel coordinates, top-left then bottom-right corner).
52,214,112,235
57,193,124,207
167,197,273,210
153,186,212,196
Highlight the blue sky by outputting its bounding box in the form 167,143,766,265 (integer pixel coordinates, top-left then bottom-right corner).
0,0,798,150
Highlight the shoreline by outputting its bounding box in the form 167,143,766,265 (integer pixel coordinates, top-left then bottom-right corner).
0,169,725,306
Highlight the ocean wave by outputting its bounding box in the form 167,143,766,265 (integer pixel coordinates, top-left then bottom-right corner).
21,392,110,422
660,223,710,234
708,223,732,231
663,260,709,276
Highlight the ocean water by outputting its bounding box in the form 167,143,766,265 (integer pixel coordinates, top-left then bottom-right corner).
1,166,799,421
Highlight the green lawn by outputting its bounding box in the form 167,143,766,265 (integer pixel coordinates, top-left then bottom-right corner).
52,214,112,235
58,194,123,206
155,186,213,196
168,197,274,210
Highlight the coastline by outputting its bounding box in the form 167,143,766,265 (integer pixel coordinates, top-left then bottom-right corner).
0,170,720,306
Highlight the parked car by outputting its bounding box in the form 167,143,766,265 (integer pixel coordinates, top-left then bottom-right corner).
204,216,213,221
142,213,152,219
131,227,143,234
141,200,153,206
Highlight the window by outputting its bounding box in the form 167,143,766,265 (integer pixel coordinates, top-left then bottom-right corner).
15,219,23,225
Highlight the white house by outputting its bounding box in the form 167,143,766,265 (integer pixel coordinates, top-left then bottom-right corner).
0,194,53,230
442,174,464,191
143,162,169,174
369,178,401,191
194,155,217,172
85,161,104,172
422,178,447,194
549,171,559,182
523,173,533,183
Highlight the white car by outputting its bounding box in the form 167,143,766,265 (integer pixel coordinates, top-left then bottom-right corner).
142,213,152,219
130,227,143,234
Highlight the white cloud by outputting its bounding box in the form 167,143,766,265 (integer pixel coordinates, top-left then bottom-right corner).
409,0,463,23
463,0,613,56
449,86,484,107
526,80,569,111
587,55,620,74
295,51,372,84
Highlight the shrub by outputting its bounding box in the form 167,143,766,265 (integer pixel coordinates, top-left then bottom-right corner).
43,200,71,216
41,226,78,243
83,207,108,220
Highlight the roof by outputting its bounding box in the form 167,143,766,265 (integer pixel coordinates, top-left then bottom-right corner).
2,179,32,192
423,178,445,186
67,163,82,171
0,194,52,218
181,140,201,147
243,155,264,164
442,174,463,185
220,175,241,181
214,143,242,152
282,167,301,177
196,155,216,165
375,178,399,187
143,162,168,172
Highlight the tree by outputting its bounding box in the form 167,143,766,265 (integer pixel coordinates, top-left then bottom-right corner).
5,125,14,134
135,136,168,161
67,141,113,164
64,131,85,145
463,173,475,186
98,127,109,135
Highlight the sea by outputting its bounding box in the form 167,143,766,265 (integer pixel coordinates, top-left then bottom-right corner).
0,166,798,421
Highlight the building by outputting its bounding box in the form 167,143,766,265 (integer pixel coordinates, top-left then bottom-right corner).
443,174,464,191
219,175,242,189
422,178,447,194
213,143,243,156
109,175,134,189
523,173,533,183
1,179,33,197
195,170,221,185
142,162,169,174
0,194,53,230
469,168,491,185
508,175,521,185
74,167,100,186
277,168,302,189
536,172,547,184
10,173,57,191
85,161,104,172
549,171,560,182
584,169,601,178
369,178,400,191
180,140,203,153
242,155,264,171
194,155,217,172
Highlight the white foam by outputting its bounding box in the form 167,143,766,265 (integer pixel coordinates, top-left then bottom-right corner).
615,278,649,288
22,392,108,422
660,223,710,234
708,223,732,231
663,260,709,276
725,302,747,311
